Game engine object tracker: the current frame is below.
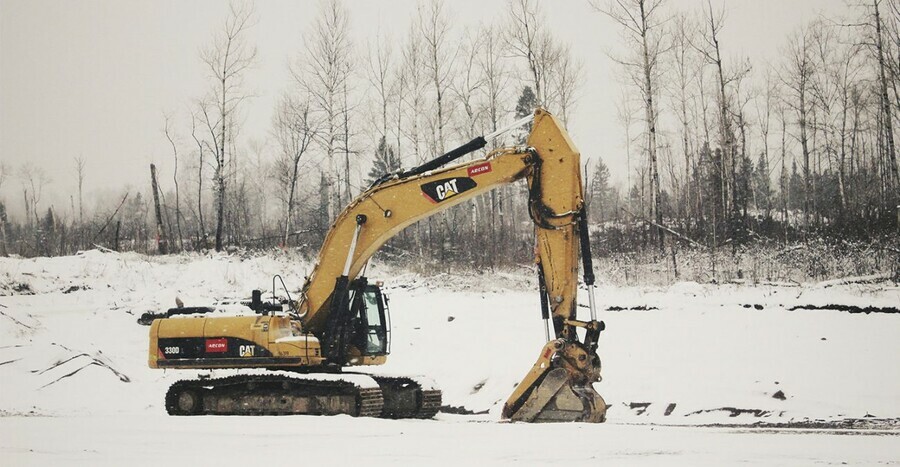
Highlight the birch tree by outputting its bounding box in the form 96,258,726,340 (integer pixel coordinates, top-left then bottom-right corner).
696,1,751,245
781,24,815,229
552,43,584,126
296,0,353,220
419,0,456,156
197,1,257,251
164,116,184,251
273,94,318,246
595,0,668,251
506,0,557,106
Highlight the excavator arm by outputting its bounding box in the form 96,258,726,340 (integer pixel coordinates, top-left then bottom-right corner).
300,108,607,422
297,143,530,330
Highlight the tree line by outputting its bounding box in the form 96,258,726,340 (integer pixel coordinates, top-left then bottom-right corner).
588,0,899,257
0,0,898,271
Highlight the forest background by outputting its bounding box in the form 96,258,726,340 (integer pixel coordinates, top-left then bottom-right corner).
1,0,897,285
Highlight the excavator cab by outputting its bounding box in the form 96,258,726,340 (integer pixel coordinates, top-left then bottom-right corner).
348,283,390,356
320,278,392,366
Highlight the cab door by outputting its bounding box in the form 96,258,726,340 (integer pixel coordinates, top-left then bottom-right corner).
350,285,389,356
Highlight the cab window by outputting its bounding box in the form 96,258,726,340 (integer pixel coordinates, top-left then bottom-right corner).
359,287,387,355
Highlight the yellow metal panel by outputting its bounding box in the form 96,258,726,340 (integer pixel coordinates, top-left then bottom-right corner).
528,110,583,339
148,319,162,368
157,316,206,338
201,316,261,341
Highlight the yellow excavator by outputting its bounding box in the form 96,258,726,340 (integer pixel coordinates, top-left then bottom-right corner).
148,108,607,423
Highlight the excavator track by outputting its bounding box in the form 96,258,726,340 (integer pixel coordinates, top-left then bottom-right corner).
368,375,442,419
164,373,442,419
165,374,384,417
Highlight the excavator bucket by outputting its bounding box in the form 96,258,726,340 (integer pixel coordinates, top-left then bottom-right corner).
502,339,607,423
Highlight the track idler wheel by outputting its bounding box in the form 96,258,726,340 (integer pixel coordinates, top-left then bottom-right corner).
165,384,204,415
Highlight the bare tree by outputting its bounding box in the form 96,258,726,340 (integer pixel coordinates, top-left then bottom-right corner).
18,163,50,228
73,156,86,225
731,62,755,223
754,67,777,217
451,28,486,140
0,162,8,256
0,163,7,196
477,26,511,262
478,28,510,139
197,1,257,252
419,0,457,155
869,0,899,212
667,12,698,219
190,111,208,246
399,20,429,165
164,115,184,250
595,0,668,251
273,94,318,246
339,55,357,205
552,43,584,126
296,0,353,220
150,163,168,254
810,24,863,220
781,24,815,229
367,31,395,145
871,1,899,195
696,1,752,245
887,0,900,114
616,91,636,205
506,0,558,106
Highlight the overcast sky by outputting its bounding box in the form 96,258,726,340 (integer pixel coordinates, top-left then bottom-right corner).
0,0,850,220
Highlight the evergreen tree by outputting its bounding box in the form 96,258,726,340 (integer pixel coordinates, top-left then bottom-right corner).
514,86,537,144
39,207,55,256
0,201,7,257
366,136,401,186
736,153,754,218
754,152,773,217
588,158,611,222
697,143,725,235
734,154,754,244
788,161,804,212
659,189,672,219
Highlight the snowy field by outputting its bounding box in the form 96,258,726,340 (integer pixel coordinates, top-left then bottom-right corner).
1,250,898,465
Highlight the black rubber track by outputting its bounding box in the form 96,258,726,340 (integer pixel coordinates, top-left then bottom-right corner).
164,374,383,417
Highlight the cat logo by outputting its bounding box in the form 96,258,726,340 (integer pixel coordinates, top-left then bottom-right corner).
435,179,459,200
421,177,477,204
239,345,256,357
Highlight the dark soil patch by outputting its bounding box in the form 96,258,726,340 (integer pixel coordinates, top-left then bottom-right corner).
686,407,772,418
440,405,489,415
700,418,900,434
606,305,659,312
1,282,34,296
664,403,677,416
628,402,652,415
62,285,90,294
789,304,899,314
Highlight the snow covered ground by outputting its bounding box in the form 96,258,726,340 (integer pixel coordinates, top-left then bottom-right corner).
1,250,898,465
